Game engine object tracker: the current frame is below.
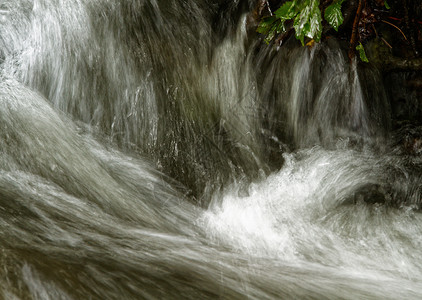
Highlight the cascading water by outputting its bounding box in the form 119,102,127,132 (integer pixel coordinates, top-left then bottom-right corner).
0,0,421,299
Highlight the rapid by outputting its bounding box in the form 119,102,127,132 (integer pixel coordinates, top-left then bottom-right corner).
0,0,421,299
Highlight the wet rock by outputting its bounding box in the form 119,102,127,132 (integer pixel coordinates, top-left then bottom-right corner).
354,184,390,204
343,183,391,205
393,123,422,155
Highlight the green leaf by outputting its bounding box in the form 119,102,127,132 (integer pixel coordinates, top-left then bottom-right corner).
309,4,322,42
275,1,299,21
324,0,345,31
294,0,322,45
258,1,303,44
257,16,278,35
356,42,369,62
294,6,310,45
384,0,390,9
264,22,285,44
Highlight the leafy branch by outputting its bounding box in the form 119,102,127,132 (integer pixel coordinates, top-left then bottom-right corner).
256,0,398,62
257,0,346,45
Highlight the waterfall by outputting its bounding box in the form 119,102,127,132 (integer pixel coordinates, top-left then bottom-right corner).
0,0,421,299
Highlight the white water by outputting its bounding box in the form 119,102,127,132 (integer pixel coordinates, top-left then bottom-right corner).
0,0,421,299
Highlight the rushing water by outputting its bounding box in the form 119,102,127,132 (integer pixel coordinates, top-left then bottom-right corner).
0,0,422,299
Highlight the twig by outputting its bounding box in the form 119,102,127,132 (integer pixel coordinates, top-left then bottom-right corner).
402,0,419,57
348,0,366,61
372,24,378,37
381,37,393,49
381,20,408,41
265,0,272,16
388,16,422,25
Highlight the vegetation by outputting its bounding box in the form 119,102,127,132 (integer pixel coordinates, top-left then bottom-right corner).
255,0,421,63
257,0,341,45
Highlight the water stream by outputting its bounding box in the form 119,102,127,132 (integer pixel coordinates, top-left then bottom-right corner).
0,0,421,299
